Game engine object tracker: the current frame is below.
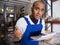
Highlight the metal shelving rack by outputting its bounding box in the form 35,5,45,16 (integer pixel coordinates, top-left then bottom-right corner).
0,2,17,45
44,0,53,32
40,1,53,45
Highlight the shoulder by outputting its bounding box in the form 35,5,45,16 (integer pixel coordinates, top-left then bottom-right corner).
41,18,45,25
17,17,25,23
40,18,45,23
17,15,29,22
42,18,45,22
16,15,29,26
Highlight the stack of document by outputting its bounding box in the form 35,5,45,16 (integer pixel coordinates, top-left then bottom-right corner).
31,33,56,41
49,33,60,44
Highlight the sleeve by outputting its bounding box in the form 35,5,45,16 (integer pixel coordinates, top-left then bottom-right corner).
15,18,27,34
41,19,45,34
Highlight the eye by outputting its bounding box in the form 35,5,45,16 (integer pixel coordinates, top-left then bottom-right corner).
35,7,40,10
41,9,45,11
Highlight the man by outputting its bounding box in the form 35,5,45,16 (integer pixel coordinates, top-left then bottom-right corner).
13,1,49,45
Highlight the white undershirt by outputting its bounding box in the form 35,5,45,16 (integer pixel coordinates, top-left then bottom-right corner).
16,15,45,34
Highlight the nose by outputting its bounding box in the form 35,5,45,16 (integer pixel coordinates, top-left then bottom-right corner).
38,10,42,15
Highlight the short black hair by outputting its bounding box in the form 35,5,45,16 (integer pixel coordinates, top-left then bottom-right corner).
32,0,45,8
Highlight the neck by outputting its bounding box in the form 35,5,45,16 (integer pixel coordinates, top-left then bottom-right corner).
30,15,38,24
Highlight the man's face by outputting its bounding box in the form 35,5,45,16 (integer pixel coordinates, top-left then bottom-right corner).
32,2,45,20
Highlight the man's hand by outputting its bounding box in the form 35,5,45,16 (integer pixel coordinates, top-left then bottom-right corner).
13,26,22,40
45,30,51,34
44,38,52,42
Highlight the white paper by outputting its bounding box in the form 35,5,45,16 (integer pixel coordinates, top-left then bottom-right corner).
31,33,56,41
49,33,60,44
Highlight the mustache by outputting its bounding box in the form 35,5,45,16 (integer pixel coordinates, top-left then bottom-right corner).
36,15,42,17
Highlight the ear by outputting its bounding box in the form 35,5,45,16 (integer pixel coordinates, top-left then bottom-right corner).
31,7,34,13
31,7,33,12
